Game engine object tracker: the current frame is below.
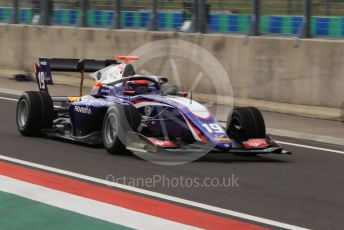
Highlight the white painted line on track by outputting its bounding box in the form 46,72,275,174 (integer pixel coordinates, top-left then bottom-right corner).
276,141,344,155
0,88,23,96
0,154,308,230
269,128,344,147
0,96,18,102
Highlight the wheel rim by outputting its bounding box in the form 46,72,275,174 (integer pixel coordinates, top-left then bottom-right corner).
228,115,248,141
17,99,28,128
229,116,242,132
104,114,118,144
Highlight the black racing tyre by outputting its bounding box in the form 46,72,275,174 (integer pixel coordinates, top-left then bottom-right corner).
16,91,54,136
246,107,266,137
123,104,141,131
226,107,266,141
102,104,141,155
39,91,54,129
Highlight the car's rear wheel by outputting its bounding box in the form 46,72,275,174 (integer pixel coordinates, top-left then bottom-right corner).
102,104,140,155
40,91,54,129
16,91,54,136
226,107,266,141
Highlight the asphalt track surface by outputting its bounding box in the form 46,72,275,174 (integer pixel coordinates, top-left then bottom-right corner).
0,93,343,230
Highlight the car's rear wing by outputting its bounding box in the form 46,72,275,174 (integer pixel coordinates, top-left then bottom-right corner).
45,58,119,73
34,58,119,96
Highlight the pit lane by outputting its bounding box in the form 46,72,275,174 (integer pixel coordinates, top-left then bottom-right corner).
0,93,343,229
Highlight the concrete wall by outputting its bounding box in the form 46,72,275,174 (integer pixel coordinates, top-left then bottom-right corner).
0,24,343,109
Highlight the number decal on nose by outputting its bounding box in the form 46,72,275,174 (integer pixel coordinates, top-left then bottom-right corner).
202,123,224,133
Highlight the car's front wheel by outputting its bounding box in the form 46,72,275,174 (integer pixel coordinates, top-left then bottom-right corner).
226,107,266,141
102,105,140,155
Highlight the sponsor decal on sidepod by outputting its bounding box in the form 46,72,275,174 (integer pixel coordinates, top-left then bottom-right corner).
74,106,92,115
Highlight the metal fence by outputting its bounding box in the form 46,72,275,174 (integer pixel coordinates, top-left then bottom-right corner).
1,0,344,38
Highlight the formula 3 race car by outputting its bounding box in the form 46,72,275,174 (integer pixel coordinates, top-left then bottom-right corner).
16,56,290,159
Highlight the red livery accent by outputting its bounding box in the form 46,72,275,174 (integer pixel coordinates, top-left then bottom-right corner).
116,56,140,64
183,115,208,142
131,99,153,105
95,82,104,87
33,63,39,75
242,139,269,148
147,138,178,148
177,92,188,97
124,90,136,95
92,81,104,90
132,80,148,85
